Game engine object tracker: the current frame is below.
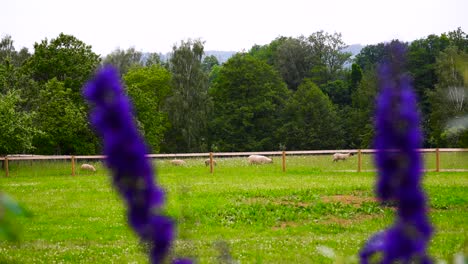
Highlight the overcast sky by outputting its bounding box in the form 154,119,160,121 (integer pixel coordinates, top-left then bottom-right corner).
2,0,467,55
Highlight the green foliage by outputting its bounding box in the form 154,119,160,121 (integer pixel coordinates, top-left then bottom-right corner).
0,30,466,153
145,52,163,67
0,58,39,109
250,33,351,90
447,27,468,52
0,59,16,94
33,79,97,154
274,36,313,90
248,36,288,65
202,55,219,73
24,33,100,103
0,36,37,112
165,39,211,152
408,34,449,112
278,79,344,150
321,80,351,106
208,64,221,85
344,70,379,148
102,47,143,76
123,65,172,153
427,46,468,147
354,43,387,72
209,53,290,151
0,35,31,67
349,63,363,94
0,90,38,155
307,31,351,85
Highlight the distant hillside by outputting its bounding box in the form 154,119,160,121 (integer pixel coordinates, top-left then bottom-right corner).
342,44,364,58
342,44,364,67
204,51,237,64
143,45,361,66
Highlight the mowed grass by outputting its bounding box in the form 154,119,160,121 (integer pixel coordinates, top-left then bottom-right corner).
0,155,467,263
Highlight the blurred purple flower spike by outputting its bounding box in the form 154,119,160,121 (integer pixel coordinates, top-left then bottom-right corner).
359,42,433,264
83,66,190,264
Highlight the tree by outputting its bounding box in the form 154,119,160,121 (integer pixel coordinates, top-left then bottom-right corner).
165,39,211,152
274,36,313,90
33,79,97,154
355,43,387,72
145,52,163,67
344,69,379,148
0,35,31,67
307,31,351,85
427,46,468,147
209,53,290,151
123,65,172,153
103,47,143,76
207,64,221,85
250,33,351,90
321,80,350,106
0,35,35,110
278,79,344,150
0,56,38,112
13,47,30,67
0,35,15,63
349,63,363,94
24,33,100,103
407,34,451,146
248,36,288,65
202,55,219,73
447,27,468,52
0,90,38,157
0,60,16,95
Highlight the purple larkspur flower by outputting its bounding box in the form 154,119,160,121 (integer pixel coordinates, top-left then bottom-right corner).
83,66,189,264
359,42,433,264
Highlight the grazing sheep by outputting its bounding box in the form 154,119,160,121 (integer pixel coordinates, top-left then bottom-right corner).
80,163,96,172
204,158,217,166
248,155,273,165
170,159,186,166
333,153,354,162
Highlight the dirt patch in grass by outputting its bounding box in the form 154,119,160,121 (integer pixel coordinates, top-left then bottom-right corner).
271,213,382,229
242,197,314,207
271,221,301,230
274,201,313,207
321,195,378,207
242,193,378,208
321,214,380,226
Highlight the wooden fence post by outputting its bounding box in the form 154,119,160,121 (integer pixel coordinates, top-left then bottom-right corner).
71,156,76,176
5,157,9,177
209,152,214,174
435,148,440,172
357,149,362,173
282,151,286,172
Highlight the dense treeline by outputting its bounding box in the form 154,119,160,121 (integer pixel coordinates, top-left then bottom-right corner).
0,29,467,155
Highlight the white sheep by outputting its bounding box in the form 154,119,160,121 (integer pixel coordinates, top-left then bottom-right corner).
170,159,186,166
204,158,217,166
248,155,273,165
332,152,354,162
80,163,96,172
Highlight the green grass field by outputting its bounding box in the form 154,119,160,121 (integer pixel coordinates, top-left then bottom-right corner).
0,155,467,263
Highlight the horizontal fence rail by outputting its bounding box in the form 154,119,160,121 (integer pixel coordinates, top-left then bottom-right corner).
1,148,468,177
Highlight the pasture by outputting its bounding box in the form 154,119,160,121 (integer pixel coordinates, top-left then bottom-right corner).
0,154,467,263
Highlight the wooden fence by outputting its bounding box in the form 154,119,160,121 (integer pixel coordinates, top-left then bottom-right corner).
1,148,468,177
